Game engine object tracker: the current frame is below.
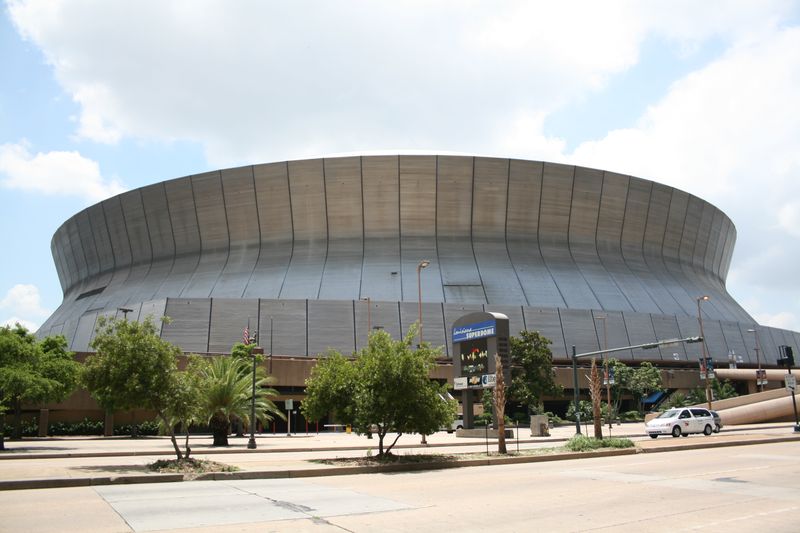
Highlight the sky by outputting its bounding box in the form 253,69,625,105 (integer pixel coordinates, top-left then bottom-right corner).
1,0,800,334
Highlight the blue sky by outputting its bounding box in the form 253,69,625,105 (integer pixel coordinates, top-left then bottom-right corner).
2,1,800,334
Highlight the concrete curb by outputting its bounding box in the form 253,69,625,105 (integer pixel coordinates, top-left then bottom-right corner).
2,433,798,492
638,434,800,453
0,473,184,491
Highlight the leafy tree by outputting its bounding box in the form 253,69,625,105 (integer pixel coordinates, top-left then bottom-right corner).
159,365,204,459
607,359,663,414
83,316,187,459
607,358,633,418
687,378,738,405
627,361,663,412
191,355,283,446
302,327,456,456
0,325,80,448
301,351,356,424
508,330,562,414
566,400,594,424
662,391,691,409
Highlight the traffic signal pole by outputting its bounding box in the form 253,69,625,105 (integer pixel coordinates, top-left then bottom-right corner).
571,336,703,435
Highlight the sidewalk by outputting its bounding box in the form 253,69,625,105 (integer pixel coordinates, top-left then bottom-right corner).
2,422,798,491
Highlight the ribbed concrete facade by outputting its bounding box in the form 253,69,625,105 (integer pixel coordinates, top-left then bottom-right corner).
39,155,799,365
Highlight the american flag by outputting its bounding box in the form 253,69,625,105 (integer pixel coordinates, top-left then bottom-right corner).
242,326,251,345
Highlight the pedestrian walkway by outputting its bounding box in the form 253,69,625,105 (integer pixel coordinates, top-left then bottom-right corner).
1,422,798,491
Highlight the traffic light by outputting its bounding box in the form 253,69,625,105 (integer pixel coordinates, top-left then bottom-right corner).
705,357,714,372
778,345,795,368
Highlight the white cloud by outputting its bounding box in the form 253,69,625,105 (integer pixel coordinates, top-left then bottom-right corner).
0,284,51,332
0,141,126,202
777,201,800,238
8,1,793,167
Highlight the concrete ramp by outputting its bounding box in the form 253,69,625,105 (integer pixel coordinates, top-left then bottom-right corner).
704,385,798,425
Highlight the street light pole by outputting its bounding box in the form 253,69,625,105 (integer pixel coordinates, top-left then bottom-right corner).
572,345,581,434
697,296,712,409
417,260,430,346
248,338,264,450
748,327,763,392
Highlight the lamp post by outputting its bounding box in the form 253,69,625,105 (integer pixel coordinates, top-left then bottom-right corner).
697,295,712,409
248,334,263,450
416,259,431,445
747,328,763,392
417,260,430,346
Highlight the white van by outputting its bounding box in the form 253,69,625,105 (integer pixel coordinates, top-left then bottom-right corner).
645,408,715,438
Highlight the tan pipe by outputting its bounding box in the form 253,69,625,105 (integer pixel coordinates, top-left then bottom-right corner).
714,368,791,381
718,394,797,425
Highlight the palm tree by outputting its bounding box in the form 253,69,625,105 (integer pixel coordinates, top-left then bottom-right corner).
194,356,284,446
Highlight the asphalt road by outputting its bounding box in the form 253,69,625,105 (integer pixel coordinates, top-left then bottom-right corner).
3,440,799,532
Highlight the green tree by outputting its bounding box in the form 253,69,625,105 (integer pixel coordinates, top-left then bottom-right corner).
191,355,283,446
616,361,663,413
302,327,456,457
662,391,691,409
630,361,663,412
687,378,738,405
0,325,80,448
159,364,204,459
507,330,562,414
83,316,187,459
300,351,356,425
608,358,633,419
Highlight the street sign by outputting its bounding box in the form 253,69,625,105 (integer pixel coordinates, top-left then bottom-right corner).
756,369,768,386
454,377,468,390
285,399,293,410
786,374,796,392
481,374,496,388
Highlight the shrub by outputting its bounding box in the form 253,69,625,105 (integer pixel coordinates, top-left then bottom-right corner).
114,420,159,436
621,410,643,422
50,418,103,436
545,412,565,427
565,435,634,452
2,418,38,437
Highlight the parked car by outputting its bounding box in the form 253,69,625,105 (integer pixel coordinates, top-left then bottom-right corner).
710,410,723,433
445,418,464,433
645,408,715,438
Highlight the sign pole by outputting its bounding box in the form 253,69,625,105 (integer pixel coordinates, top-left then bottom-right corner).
788,365,800,433
572,345,581,435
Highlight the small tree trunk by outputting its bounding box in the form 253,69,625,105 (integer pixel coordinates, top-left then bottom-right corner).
590,358,603,439
1,411,5,450
184,425,191,459
385,432,403,456
495,354,507,454
158,413,183,461
12,397,22,440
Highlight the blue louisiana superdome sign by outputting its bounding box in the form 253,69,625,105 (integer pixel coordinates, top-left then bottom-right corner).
453,319,497,342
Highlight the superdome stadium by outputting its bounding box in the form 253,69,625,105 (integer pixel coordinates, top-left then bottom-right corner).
40,155,799,374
